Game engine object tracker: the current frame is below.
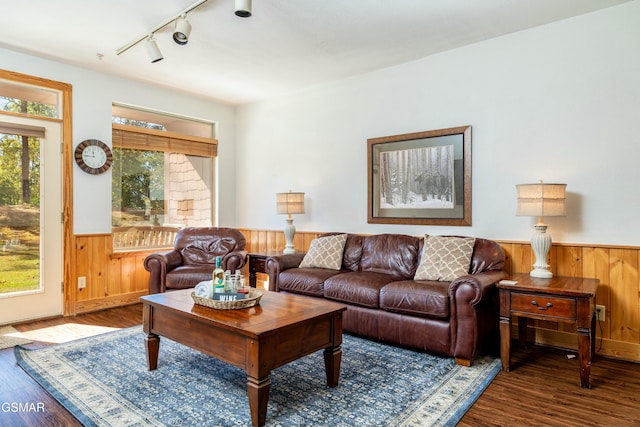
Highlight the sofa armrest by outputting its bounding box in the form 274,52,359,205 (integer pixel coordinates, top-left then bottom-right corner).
449,270,507,306
265,253,306,292
144,250,183,293
449,270,507,363
223,249,248,272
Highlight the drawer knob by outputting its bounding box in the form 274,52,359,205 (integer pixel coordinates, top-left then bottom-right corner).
531,300,553,310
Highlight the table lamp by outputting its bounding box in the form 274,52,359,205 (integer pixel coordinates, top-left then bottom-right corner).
516,181,566,278
276,191,305,254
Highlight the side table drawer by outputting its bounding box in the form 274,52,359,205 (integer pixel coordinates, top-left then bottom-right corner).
250,256,267,274
510,292,576,320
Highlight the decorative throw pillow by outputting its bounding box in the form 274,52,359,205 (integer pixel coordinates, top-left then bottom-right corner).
299,234,348,270
414,235,476,281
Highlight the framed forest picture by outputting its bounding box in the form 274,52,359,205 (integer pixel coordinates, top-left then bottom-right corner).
367,126,471,226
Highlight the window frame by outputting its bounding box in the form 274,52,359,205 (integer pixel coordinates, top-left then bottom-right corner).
111,124,218,247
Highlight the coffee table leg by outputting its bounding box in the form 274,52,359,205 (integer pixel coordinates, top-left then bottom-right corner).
323,345,342,387
145,333,160,371
247,375,270,427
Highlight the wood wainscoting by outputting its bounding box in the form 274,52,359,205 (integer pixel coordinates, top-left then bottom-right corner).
237,229,640,363
68,229,325,316
69,229,640,363
70,234,156,315
499,240,640,362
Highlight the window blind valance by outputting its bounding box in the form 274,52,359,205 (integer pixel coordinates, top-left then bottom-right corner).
112,124,217,157
0,121,46,138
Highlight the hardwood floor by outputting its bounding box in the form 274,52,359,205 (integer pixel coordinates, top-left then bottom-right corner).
2,304,639,426
461,345,640,427
1,305,142,427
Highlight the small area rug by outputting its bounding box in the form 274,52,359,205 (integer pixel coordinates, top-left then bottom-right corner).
15,326,499,426
0,325,32,350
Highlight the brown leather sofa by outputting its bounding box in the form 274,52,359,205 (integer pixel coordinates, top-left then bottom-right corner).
265,233,506,366
144,227,248,294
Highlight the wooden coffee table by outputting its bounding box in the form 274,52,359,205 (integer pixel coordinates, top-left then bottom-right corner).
140,289,347,427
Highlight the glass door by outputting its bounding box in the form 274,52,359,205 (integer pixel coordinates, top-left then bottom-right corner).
0,116,62,324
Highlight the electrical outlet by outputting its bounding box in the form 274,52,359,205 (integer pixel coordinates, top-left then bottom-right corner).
78,276,86,289
595,304,605,322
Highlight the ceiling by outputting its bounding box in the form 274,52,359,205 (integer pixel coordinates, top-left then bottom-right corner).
0,0,631,105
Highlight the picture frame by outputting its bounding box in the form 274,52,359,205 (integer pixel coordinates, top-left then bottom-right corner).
367,125,471,226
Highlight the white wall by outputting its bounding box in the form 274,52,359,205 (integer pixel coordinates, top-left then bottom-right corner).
235,1,640,246
0,48,237,233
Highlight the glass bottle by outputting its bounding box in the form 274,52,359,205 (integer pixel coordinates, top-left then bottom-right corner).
234,270,242,290
213,256,224,288
224,270,232,293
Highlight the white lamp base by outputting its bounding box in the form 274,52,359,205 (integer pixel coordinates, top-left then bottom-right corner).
283,217,296,254
530,223,553,278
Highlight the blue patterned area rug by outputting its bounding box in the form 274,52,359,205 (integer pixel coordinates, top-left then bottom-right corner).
15,326,499,426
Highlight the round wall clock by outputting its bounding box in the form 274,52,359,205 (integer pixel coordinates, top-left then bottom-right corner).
74,139,113,174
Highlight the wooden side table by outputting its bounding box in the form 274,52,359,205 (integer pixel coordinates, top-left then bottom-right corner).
248,251,287,288
498,273,599,388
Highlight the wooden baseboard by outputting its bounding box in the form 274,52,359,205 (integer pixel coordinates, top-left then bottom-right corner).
510,324,640,363
75,291,147,314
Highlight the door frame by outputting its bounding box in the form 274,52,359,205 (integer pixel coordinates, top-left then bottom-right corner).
0,69,74,317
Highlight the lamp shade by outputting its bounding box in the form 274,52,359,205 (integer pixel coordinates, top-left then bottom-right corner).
516,183,566,217
276,192,305,215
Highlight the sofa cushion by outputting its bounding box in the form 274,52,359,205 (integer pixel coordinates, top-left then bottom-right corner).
380,280,450,319
166,265,214,290
175,227,245,265
342,234,364,271
299,234,347,270
278,268,341,297
324,271,394,308
359,234,420,279
415,235,475,281
469,237,506,274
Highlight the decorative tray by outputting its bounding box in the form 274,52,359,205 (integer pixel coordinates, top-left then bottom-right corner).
191,289,262,310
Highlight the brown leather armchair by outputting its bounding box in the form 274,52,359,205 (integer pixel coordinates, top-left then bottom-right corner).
144,227,248,294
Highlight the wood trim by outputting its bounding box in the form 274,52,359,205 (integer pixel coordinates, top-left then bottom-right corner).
498,239,640,250
515,324,640,363
75,291,148,314
62,86,74,316
0,69,72,92
0,109,63,123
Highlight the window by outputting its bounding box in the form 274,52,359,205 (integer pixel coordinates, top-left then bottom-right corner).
0,129,41,294
111,106,216,250
0,79,59,119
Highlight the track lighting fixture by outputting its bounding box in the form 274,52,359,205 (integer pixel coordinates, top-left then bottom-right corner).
235,0,252,18
116,0,253,62
145,36,163,63
173,15,192,45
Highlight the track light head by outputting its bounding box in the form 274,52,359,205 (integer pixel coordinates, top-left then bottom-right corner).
145,36,163,63
117,0,254,60
173,15,192,45
235,0,252,18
